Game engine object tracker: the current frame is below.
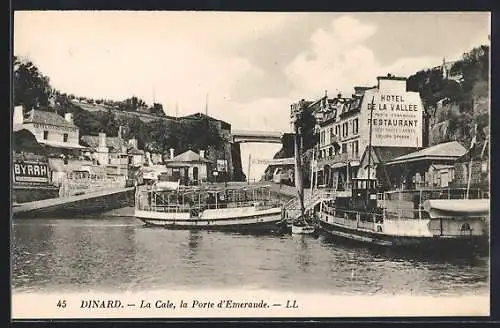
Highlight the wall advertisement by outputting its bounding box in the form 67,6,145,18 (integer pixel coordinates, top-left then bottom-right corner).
365,92,423,148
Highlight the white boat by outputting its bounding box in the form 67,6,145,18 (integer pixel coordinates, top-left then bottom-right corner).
291,219,316,234
317,180,489,249
134,183,283,232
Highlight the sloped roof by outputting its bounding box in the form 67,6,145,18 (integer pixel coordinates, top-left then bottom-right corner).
374,146,418,162
359,146,417,167
80,135,127,152
166,150,213,165
24,110,76,128
128,147,144,155
384,141,467,165
13,129,46,154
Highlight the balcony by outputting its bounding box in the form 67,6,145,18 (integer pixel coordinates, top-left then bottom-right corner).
317,152,360,167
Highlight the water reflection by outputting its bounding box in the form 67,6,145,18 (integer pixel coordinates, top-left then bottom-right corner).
12,218,489,296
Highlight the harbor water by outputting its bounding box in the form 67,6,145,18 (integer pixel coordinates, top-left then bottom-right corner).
12,216,489,296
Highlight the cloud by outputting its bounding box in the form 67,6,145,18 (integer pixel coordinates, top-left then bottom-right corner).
284,15,447,97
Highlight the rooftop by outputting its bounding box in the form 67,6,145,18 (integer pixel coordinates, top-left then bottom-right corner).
360,146,418,166
80,135,127,152
24,109,76,129
166,150,213,166
384,141,467,165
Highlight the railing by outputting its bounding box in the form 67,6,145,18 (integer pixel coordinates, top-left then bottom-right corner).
136,188,281,212
58,175,126,197
383,187,488,202
317,152,360,166
322,205,384,226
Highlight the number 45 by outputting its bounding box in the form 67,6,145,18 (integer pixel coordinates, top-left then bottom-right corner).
57,300,67,308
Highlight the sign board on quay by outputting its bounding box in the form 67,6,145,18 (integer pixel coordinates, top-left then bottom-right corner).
13,161,50,184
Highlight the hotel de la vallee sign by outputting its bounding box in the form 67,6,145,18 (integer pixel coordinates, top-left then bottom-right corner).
315,76,424,184
365,78,423,148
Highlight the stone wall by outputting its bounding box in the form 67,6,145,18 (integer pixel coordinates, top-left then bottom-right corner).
13,185,60,204
452,160,489,188
15,188,135,218
231,143,245,181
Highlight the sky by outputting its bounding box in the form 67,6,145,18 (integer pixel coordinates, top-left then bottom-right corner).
14,11,490,180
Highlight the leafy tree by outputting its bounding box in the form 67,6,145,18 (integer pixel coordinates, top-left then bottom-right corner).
13,56,51,113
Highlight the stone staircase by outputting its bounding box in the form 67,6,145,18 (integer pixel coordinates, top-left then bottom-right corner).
283,189,335,220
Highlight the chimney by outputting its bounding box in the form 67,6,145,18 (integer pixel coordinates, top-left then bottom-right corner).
13,106,24,126
64,113,73,124
129,138,138,149
98,132,106,148
169,148,175,159
199,150,205,158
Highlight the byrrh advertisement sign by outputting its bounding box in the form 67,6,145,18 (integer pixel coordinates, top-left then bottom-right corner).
13,161,50,184
365,90,423,148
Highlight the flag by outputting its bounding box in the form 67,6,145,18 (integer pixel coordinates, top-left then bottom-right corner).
469,124,478,151
481,134,489,158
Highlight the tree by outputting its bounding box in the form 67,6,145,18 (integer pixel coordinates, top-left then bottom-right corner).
149,103,165,116
13,56,51,113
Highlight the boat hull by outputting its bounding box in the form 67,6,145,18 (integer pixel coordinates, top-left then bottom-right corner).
135,207,283,232
318,215,488,251
291,225,316,234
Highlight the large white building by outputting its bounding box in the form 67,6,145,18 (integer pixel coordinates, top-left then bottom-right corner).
296,74,425,190
20,109,86,152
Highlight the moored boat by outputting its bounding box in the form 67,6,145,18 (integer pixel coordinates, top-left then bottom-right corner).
317,178,489,250
291,217,316,235
134,182,283,232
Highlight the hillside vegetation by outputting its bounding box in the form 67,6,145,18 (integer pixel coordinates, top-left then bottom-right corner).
13,56,225,155
407,45,489,158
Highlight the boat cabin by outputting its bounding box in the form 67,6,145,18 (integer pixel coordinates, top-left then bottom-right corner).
136,184,277,215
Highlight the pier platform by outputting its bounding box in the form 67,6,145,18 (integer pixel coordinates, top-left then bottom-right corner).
12,187,135,218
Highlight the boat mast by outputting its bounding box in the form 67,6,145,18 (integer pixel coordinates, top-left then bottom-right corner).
362,95,376,212
294,110,305,218
367,95,375,191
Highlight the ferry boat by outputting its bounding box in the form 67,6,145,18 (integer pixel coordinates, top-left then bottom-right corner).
317,178,489,249
134,182,283,231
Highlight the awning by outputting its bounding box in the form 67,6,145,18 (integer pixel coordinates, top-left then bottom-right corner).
349,160,360,166
331,162,348,169
165,162,199,168
39,140,89,150
384,141,466,166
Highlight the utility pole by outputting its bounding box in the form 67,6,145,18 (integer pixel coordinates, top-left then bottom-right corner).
205,94,209,116
247,153,251,185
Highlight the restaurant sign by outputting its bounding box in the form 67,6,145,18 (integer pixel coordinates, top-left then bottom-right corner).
13,161,50,184
366,92,423,148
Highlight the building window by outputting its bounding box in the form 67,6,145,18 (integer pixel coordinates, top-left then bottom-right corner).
43,131,48,140
335,125,340,137
328,147,333,157
353,140,359,157
353,118,359,135
63,133,68,142
341,143,347,154
342,122,348,138
329,127,333,142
